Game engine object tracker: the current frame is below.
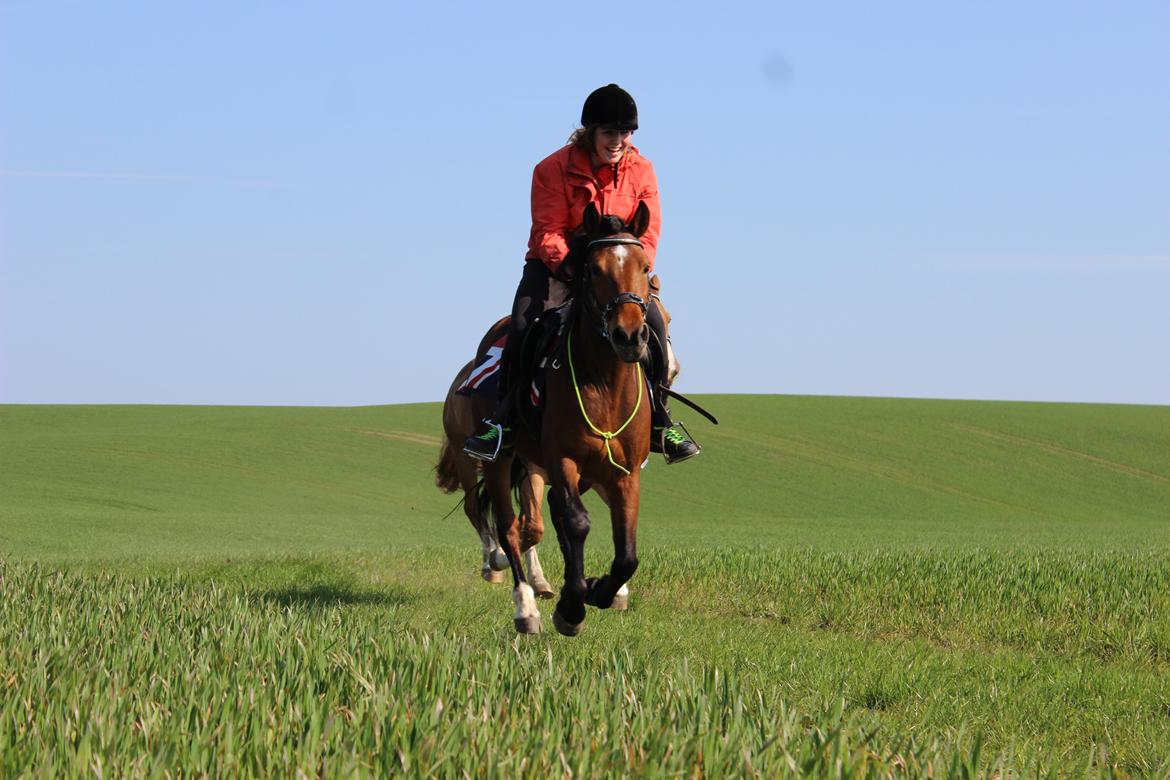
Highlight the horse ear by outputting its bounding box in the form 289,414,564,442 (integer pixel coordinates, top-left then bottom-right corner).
629,201,651,238
582,202,601,235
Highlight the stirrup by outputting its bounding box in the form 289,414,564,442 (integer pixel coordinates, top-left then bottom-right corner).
463,420,511,462
655,420,701,465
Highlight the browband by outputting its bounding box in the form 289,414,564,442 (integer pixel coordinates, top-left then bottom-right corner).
586,237,644,250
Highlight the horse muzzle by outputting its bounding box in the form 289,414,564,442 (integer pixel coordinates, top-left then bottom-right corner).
609,322,650,364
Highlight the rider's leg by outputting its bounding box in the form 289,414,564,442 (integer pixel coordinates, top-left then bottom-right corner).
646,298,700,464
464,260,552,462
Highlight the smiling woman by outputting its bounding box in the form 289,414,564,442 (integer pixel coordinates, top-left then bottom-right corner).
462,83,700,466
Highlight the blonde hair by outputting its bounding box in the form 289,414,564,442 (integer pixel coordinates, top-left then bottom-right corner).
567,126,594,151
567,126,635,155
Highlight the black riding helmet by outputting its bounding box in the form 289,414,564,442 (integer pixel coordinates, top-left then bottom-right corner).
581,84,638,131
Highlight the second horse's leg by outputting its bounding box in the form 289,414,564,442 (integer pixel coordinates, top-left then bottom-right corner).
487,460,541,634
519,470,554,598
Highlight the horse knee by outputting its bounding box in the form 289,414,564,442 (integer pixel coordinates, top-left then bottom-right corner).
564,508,590,540
519,513,544,550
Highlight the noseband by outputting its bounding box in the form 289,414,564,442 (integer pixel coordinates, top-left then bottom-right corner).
583,237,648,340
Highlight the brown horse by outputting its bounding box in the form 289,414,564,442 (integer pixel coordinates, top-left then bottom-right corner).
435,354,555,597
478,201,655,635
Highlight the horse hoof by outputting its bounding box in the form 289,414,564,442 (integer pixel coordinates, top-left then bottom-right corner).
612,584,630,611
552,610,583,637
488,549,509,571
533,581,556,599
513,616,541,634
481,568,504,584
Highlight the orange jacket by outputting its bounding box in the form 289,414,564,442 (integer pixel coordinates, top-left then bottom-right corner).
526,144,662,273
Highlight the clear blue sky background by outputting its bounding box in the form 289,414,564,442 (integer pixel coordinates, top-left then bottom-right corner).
2,1,1167,406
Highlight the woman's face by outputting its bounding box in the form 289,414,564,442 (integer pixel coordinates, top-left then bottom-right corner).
592,127,634,166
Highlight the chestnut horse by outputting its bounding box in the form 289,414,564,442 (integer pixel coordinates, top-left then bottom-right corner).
478,201,655,636
435,355,555,598
436,285,680,607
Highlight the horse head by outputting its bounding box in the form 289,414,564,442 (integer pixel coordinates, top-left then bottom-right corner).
569,202,653,364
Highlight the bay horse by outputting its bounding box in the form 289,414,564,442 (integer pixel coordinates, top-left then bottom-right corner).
478,201,655,635
435,355,555,598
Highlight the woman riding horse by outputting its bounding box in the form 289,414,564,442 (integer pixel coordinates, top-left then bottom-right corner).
463,83,700,465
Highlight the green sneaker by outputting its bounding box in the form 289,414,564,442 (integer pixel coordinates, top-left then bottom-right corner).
653,424,700,465
463,421,512,462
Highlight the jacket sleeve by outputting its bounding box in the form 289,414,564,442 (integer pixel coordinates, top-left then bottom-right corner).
638,160,663,272
530,157,572,274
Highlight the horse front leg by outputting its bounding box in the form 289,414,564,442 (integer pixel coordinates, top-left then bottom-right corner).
585,474,640,610
486,459,541,634
547,460,590,636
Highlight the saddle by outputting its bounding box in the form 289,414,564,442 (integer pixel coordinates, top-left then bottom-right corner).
456,303,571,424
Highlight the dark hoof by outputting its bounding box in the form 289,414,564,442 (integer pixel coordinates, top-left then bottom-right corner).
584,577,615,609
514,616,541,635
552,609,583,637
533,582,556,599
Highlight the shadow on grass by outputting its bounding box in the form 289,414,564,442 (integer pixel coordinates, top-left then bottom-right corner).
258,584,414,610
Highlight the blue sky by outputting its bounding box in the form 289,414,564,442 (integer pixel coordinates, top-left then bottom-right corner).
2,1,1167,406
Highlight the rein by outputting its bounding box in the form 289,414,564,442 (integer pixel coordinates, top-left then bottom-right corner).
566,323,644,476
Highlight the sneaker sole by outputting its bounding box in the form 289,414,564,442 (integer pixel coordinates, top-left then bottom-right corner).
664,449,700,466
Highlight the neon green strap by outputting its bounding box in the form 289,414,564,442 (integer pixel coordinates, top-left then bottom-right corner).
567,325,643,476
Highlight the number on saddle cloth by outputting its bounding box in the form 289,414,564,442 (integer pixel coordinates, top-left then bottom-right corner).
456,305,571,419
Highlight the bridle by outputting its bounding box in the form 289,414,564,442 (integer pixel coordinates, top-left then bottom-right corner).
581,237,648,340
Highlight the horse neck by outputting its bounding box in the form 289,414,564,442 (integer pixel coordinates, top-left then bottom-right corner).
568,319,641,412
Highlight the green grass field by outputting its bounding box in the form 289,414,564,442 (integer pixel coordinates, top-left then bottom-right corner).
2,397,1169,777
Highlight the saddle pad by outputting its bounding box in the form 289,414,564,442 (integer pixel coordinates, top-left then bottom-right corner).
455,332,559,412
456,335,505,397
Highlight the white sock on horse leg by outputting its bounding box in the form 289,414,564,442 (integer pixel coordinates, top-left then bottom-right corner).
512,582,541,633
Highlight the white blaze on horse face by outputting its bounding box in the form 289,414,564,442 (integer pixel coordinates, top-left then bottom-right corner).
611,244,627,271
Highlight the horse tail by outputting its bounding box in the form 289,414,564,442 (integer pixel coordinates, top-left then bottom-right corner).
510,458,529,510
475,477,492,524
434,441,461,494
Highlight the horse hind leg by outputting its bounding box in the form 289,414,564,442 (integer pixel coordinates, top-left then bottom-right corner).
487,461,541,634
466,490,505,584
480,526,505,584
518,470,554,599
524,547,555,599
